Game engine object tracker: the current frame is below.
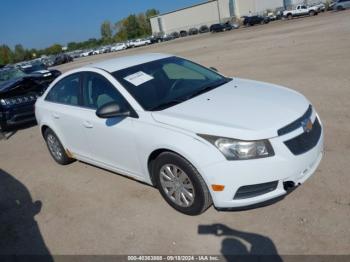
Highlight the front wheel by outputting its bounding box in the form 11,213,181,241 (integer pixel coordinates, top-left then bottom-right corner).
153,152,212,215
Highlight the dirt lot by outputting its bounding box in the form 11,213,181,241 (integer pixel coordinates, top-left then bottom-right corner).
1,11,350,256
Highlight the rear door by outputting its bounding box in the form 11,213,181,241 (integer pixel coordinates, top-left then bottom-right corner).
44,73,90,157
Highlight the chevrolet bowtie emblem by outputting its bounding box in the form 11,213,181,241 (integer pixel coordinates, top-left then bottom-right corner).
302,118,313,133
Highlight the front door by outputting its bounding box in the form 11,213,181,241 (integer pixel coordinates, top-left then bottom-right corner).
80,72,142,177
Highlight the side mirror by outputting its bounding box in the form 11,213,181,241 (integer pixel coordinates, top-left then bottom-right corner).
210,67,218,72
96,102,130,119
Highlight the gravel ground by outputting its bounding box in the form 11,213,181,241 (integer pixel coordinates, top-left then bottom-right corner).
1,11,350,257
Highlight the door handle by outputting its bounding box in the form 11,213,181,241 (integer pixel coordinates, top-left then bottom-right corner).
52,113,60,119
83,121,93,128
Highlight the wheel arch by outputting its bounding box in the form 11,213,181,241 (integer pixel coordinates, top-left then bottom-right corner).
147,147,209,188
147,148,179,187
41,124,50,138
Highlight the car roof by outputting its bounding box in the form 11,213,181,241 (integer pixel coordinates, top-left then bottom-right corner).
86,53,172,73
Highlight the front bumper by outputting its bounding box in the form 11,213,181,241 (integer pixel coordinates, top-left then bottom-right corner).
202,115,324,209
0,102,36,127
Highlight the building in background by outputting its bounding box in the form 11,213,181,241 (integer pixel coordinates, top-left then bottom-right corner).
150,0,327,35
150,0,285,35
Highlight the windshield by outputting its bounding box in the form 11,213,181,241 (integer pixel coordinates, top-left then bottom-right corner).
112,56,230,111
22,63,46,74
0,68,27,84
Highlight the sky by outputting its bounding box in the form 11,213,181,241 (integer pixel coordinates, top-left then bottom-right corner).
0,0,202,49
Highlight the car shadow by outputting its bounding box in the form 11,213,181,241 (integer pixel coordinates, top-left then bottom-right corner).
198,224,283,262
0,169,53,261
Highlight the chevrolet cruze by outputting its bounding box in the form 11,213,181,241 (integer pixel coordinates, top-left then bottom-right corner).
35,54,324,215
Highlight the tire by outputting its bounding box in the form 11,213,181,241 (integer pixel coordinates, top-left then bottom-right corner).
287,14,293,20
153,152,212,215
44,128,74,165
309,10,315,16
337,6,344,11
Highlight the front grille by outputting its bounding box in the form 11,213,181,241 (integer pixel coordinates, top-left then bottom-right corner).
278,105,312,136
234,181,278,200
284,117,321,155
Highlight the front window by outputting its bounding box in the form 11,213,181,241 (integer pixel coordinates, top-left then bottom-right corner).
82,72,128,110
112,56,231,111
0,68,27,84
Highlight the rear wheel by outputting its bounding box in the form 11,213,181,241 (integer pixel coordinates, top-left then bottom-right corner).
153,152,212,215
44,128,74,165
337,6,344,11
309,10,316,16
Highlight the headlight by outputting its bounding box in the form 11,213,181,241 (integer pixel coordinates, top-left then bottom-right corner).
0,99,7,106
198,134,275,160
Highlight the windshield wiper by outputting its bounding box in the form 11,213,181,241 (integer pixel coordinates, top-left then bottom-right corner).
150,99,185,111
149,78,232,111
185,78,232,100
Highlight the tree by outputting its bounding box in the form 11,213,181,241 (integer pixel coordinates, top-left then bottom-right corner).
101,20,113,41
14,44,25,62
0,45,13,65
45,44,62,55
113,9,160,41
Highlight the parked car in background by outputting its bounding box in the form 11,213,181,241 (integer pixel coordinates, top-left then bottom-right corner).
170,32,180,38
283,5,319,19
267,12,277,20
42,56,56,67
242,15,270,26
19,63,61,86
111,43,127,52
210,23,235,32
35,53,323,215
53,54,73,66
210,23,225,32
188,28,199,35
0,67,49,131
312,2,326,12
133,38,151,47
199,25,209,33
180,30,188,37
149,35,163,43
333,0,350,10
80,50,93,57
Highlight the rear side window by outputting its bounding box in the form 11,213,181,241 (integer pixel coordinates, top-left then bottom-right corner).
82,72,127,110
46,74,80,106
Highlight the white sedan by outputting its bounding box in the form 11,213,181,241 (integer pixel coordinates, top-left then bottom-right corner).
35,53,324,215
111,43,127,52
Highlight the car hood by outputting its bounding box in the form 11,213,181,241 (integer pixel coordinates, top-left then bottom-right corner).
0,77,28,93
0,77,44,97
151,78,310,140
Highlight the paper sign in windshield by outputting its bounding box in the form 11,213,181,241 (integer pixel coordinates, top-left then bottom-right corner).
124,71,154,86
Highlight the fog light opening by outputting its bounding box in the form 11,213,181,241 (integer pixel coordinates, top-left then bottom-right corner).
283,181,295,192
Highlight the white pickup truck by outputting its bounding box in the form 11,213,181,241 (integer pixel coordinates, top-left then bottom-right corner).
283,5,319,19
